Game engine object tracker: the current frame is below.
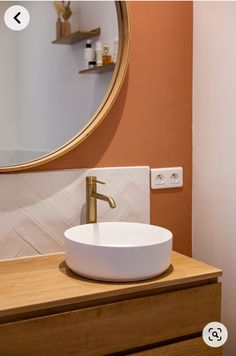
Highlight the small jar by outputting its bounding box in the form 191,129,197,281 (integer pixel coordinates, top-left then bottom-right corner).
102,43,112,65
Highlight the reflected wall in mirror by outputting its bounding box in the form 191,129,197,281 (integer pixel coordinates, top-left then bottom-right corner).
0,1,129,170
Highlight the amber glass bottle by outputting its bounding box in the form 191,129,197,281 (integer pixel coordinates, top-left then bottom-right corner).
102,44,112,65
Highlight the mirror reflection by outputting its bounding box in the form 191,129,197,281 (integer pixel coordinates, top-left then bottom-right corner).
0,1,118,167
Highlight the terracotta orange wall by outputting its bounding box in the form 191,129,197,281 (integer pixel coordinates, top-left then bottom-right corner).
40,2,193,256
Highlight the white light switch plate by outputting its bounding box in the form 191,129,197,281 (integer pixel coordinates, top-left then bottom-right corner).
151,167,183,189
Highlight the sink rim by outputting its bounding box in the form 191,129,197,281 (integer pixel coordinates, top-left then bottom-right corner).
64,222,173,249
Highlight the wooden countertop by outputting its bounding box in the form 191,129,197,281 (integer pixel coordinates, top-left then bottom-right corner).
0,251,221,323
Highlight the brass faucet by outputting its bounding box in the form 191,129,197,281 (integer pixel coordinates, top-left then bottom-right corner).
86,176,116,224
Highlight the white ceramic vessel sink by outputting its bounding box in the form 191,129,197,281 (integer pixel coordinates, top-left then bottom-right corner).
64,222,172,282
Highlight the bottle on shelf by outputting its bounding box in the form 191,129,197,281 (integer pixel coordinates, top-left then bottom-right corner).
112,37,119,63
84,40,96,69
102,43,112,65
95,41,103,66
88,61,96,68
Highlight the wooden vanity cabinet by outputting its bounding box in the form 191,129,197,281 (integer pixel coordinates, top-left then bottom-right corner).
132,338,221,355
0,252,222,355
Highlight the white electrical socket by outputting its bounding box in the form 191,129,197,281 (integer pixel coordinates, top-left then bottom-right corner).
151,167,183,189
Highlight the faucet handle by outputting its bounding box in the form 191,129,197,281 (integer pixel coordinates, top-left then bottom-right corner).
95,179,105,185
86,176,105,185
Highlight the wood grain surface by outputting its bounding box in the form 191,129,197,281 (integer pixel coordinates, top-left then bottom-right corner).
0,251,222,322
131,337,222,355
0,283,221,356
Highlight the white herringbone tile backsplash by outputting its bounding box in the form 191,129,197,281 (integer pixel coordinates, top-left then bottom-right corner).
0,167,150,260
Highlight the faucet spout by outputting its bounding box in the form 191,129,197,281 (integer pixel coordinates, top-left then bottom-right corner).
86,176,116,224
92,192,116,208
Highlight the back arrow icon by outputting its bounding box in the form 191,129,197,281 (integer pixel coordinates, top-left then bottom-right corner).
13,12,21,24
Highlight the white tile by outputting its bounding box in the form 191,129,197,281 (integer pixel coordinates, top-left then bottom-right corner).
0,201,25,242
98,194,130,222
13,187,71,243
14,218,64,254
20,173,79,223
48,169,85,190
16,244,39,258
0,231,26,259
0,167,150,260
119,207,148,224
0,175,25,211
70,203,86,226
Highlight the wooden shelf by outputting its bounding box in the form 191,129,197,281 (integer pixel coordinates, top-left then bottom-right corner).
52,28,100,45
79,63,115,74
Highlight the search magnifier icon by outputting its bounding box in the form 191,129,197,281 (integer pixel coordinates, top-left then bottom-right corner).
203,322,228,347
212,331,219,338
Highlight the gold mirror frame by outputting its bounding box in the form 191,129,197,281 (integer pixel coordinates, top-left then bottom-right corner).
0,1,130,173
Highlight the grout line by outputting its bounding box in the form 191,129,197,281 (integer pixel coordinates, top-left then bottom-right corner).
13,229,41,255
12,200,65,248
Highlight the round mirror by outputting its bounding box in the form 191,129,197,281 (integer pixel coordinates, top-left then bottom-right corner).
0,1,130,172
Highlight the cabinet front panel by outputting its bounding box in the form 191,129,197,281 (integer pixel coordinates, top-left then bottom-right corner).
131,337,222,355
0,283,221,356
